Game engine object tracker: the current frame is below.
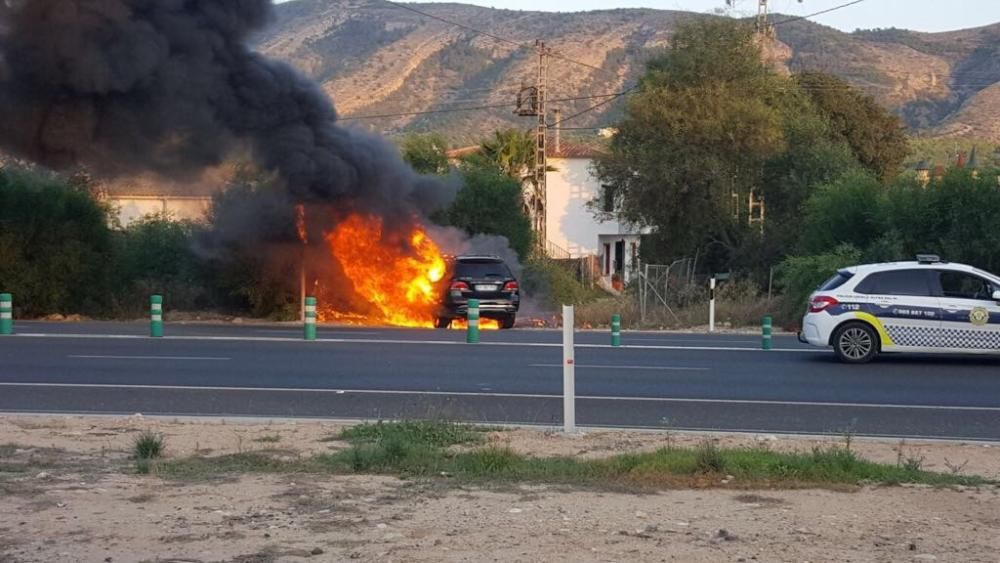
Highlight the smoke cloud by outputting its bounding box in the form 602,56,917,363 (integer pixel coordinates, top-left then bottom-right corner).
0,0,456,226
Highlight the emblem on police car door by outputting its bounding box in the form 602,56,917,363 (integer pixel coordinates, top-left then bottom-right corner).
969,307,990,326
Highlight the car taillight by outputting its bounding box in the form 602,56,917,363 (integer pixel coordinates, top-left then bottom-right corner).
450,281,469,291
502,281,518,292
808,295,839,313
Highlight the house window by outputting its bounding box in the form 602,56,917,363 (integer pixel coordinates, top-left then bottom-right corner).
601,184,618,213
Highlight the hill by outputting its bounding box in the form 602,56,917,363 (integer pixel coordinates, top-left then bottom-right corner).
254,0,1000,144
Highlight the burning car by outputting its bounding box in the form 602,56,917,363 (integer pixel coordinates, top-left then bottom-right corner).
435,255,520,330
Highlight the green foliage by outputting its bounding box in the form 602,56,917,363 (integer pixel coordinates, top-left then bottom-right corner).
521,258,604,309
200,170,300,319
133,431,165,460
593,19,861,272
445,164,533,259
695,441,724,473
399,133,451,175
339,420,486,448
154,420,990,488
778,244,863,317
0,169,113,316
475,128,537,183
795,72,910,182
111,215,208,316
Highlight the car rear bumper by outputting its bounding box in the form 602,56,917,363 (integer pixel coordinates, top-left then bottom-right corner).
800,315,830,347
443,300,518,317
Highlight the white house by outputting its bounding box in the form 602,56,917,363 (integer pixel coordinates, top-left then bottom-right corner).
545,142,644,289
96,175,214,226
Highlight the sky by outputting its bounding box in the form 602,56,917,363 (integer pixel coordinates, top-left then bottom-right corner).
278,0,1000,33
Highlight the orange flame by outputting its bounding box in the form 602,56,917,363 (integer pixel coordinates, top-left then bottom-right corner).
450,318,502,331
323,213,446,328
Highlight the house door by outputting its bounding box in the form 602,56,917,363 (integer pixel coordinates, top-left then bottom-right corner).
614,240,625,275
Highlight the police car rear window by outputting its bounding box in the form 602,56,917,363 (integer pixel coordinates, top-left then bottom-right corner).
818,271,853,291
855,270,932,296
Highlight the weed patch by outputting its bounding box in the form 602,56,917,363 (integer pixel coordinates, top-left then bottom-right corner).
133,431,165,460
153,422,993,490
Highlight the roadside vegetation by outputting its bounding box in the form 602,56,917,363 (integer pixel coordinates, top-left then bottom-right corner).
150,421,990,490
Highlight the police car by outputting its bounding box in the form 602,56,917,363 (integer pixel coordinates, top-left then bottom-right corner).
799,255,1000,363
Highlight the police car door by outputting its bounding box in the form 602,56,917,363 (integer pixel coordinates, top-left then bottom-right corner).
935,269,1000,352
852,269,942,351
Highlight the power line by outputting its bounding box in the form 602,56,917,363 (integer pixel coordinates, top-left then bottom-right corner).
340,91,633,121
339,103,512,121
547,85,640,128
772,0,867,27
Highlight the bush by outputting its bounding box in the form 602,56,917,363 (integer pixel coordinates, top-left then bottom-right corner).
777,244,862,323
0,169,113,316
445,165,533,260
111,215,210,317
521,258,604,310
133,431,165,460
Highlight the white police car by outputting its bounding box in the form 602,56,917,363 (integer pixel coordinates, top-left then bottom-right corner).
799,255,1000,363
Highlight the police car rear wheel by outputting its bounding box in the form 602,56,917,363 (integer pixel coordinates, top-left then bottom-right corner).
833,322,878,364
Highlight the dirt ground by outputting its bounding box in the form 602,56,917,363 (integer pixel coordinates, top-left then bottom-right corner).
2,415,999,563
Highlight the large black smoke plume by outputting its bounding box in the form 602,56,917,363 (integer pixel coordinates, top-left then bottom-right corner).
0,0,457,230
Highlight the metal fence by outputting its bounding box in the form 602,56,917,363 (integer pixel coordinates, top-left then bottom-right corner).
636,258,695,323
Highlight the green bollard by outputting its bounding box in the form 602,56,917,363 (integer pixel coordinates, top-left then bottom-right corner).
611,314,621,347
150,295,163,338
466,298,480,344
762,315,773,351
0,293,12,335
304,296,317,341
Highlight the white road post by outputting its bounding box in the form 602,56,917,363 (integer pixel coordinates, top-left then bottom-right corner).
709,276,716,333
562,304,576,433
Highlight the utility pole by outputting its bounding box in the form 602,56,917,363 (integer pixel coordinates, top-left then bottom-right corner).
515,40,551,252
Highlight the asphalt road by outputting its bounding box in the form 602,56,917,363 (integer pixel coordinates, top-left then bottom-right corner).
2,321,999,440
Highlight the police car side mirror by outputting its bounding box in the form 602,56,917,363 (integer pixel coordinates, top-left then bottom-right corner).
994,290,1000,302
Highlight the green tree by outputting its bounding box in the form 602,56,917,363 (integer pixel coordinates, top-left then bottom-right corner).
399,133,450,175
795,72,909,182
112,215,208,315
0,168,113,316
476,128,536,183
593,19,858,273
447,164,533,259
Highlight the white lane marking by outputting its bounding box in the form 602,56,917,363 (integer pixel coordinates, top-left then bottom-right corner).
68,355,231,361
529,363,709,372
0,382,997,412
12,333,819,353
627,337,759,345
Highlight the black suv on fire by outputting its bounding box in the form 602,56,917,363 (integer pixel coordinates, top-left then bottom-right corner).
435,255,520,329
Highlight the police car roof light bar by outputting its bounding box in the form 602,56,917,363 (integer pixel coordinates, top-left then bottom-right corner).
915,254,942,264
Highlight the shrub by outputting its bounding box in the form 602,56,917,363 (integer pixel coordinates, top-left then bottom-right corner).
111,215,210,317
133,431,165,460
0,169,113,316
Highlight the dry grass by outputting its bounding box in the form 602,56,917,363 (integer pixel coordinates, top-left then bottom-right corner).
576,280,785,330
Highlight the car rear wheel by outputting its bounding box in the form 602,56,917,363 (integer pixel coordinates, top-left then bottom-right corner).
500,314,516,330
832,322,879,364
434,317,451,329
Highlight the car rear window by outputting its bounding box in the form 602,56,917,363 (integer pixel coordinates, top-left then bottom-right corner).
855,269,932,296
455,260,511,278
818,271,854,291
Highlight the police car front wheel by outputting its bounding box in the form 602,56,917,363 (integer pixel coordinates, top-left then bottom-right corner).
832,322,879,364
